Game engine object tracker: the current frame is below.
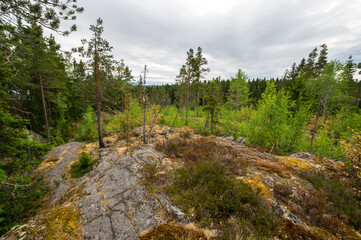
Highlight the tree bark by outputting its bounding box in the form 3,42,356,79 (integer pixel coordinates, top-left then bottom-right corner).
143,65,147,144
36,52,50,142
94,40,105,148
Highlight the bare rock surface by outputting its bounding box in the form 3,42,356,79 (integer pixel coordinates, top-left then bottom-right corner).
1,140,187,240
79,146,175,240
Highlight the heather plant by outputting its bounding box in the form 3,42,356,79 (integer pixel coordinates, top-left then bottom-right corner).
167,160,280,238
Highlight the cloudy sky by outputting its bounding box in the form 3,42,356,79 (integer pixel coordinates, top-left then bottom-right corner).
54,0,361,84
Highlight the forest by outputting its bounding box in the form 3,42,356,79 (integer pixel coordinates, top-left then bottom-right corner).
1,0,361,237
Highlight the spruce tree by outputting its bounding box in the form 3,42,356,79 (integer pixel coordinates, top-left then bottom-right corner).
227,69,250,110
204,80,220,134
316,43,328,74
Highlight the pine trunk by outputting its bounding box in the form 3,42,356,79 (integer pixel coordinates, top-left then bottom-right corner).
36,53,50,142
143,65,147,144
94,41,105,148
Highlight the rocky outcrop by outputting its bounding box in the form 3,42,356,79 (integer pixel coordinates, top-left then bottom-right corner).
2,125,361,239
1,137,190,239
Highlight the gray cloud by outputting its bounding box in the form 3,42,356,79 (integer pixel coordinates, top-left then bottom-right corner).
54,0,361,83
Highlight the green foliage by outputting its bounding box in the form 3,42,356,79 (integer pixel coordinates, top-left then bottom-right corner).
0,176,48,235
70,153,96,178
79,153,92,167
204,81,220,134
244,81,309,153
332,109,361,140
167,160,280,237
102,99,143,134
75,106,97,142
342,131,361,194
312,123,342,158
226,69,250,110
0,0,83,37
0,93,50,174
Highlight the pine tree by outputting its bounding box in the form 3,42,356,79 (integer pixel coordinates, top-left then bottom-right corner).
192,47,209,117
74,18,113,148
0,0,83,37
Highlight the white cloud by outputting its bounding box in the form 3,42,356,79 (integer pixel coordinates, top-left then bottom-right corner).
52,0,361,83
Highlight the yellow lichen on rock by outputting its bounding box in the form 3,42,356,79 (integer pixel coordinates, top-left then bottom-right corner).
239,177,272,198
281,156,313,170
34,157,64,173
37,203,82,239
77,142,98,156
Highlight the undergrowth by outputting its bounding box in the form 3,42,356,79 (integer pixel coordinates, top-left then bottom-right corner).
0,176,48,235
299,171,361,232
139,224,207,240
70,153,96,178
155,136,246,174
166,160,280,238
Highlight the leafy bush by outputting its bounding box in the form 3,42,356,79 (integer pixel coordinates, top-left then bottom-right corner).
167,160,280,238
79,153,92,167
75,106,97,142
243,82,309,153
333,109,361,140
70,153,96,178
312,124,342,158
342,131,361,195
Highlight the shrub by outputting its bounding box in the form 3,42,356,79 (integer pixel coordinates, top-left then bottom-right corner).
167,160,280,237
70,153,96,178
274,183,293,203
75,106,97,142
0,176,47,235
243,82,309,153
79,153,92,167
342,130,361,195
299,171,361,231
312,122,343,158
141,161,160,184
